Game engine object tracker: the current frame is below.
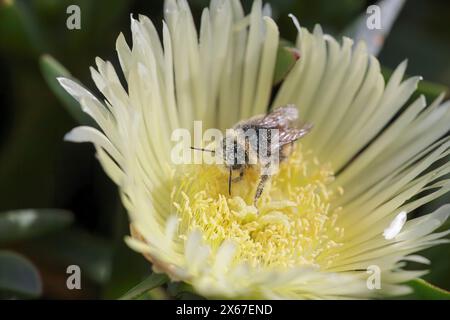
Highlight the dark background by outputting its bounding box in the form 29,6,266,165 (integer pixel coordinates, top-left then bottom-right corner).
0,0,449,299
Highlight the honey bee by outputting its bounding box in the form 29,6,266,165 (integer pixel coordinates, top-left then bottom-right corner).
192,105,312,205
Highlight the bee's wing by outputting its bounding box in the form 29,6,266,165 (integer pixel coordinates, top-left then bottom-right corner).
264,105,299,128
234,105,299,129
277,124,313,146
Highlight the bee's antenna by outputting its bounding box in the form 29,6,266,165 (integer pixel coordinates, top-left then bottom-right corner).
190,146,215,154
228,167,232,196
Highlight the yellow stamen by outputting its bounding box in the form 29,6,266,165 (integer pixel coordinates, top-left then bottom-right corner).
172,144,344,269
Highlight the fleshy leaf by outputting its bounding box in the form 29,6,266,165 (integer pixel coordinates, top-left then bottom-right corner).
273,39,300,85
407,279,450,300
119,273,168,300
39,54,94,126
0,251,42,299
0,209,73,244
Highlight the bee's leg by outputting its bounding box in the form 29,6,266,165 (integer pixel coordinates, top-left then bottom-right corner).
254,173,270,206
232,167,245,182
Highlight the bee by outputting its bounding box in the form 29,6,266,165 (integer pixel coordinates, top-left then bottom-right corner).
192,105,312,205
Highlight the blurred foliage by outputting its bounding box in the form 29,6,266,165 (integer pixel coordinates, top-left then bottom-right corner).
0,251,42,298
0,209,73,243
0,0,449,299
406,279,450,300
0,208,74,299
40,54,95,126
119,273,168,300
273,39,299,85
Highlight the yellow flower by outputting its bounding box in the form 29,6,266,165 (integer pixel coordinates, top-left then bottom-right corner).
59,0,450,299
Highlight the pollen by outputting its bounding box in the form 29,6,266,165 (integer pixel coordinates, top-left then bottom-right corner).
172,144,344,269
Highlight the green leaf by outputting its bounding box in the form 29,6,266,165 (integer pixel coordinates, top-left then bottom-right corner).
407,279,450,300
39,54,94,126
119,273,168,300
0,209,73,244
0,250,42,298
416,79,448,102
273,39,299,86
0,0,50,55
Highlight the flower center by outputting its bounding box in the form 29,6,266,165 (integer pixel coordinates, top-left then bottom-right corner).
172,144,345,269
